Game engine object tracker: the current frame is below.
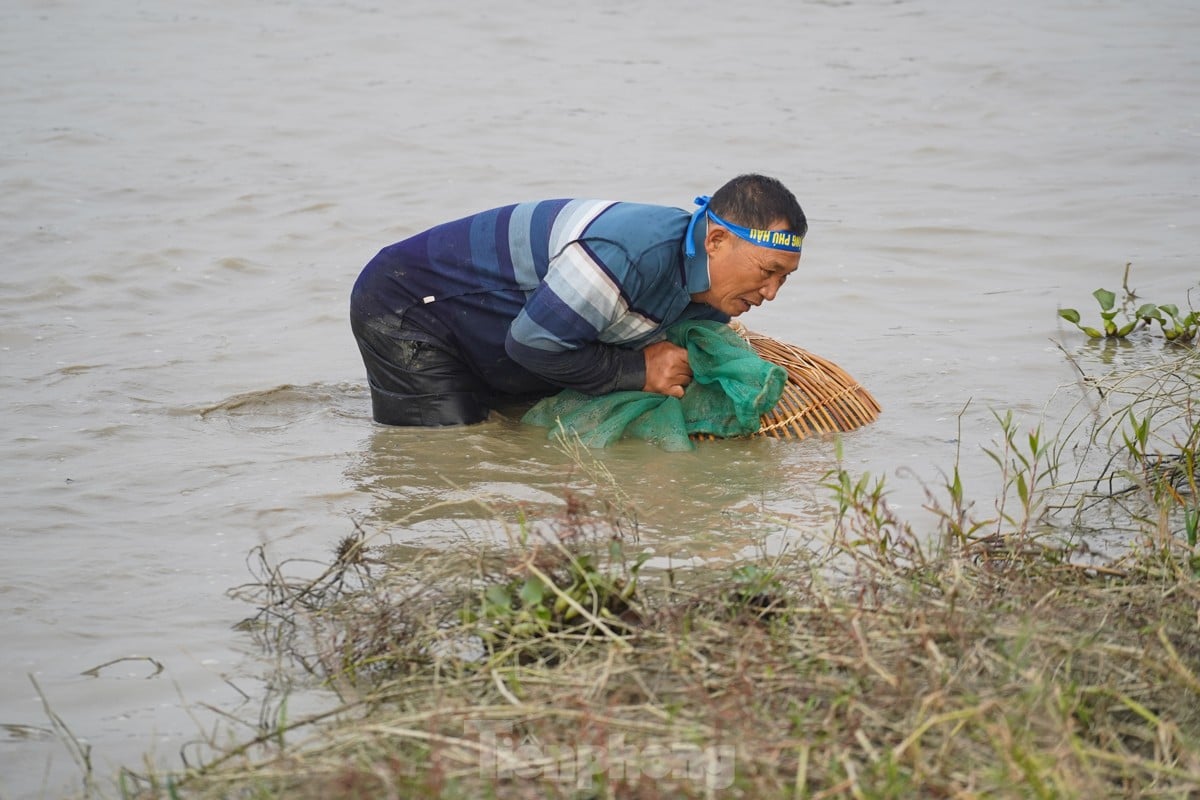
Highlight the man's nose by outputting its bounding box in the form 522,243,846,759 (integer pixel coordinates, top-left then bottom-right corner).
760,276,783,301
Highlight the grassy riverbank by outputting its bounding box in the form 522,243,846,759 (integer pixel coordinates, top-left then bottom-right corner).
126,346,1199,799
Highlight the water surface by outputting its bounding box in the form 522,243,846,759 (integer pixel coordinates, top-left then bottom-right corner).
2,0,1198,796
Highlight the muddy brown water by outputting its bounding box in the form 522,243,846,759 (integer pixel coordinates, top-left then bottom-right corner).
2,0,1198,796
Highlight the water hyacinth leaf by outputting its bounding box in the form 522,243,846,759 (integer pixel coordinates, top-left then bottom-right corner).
485,584,512,612
1135,304,1162,322
1093,288,1116,311
519,577,545,606
1116,321,1136,337
1059,307,1105,338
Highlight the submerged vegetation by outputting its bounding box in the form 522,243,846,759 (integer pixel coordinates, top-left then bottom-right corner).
104,282,1197,799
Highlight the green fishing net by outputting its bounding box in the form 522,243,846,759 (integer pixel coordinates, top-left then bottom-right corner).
522,319,786,451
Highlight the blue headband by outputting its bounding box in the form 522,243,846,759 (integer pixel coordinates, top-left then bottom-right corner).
684,195,804,258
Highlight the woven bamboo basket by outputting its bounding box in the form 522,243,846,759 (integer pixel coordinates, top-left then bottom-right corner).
724,322,881,440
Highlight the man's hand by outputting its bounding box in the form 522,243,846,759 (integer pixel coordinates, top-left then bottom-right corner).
642,341,692,398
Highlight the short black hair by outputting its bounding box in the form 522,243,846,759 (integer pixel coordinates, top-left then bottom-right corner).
709,174,807,237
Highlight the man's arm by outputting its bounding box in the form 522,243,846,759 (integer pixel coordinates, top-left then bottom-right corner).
505,239,682,395
504,333,646,395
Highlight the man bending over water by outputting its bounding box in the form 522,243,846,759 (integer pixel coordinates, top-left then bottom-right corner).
349,173,806,426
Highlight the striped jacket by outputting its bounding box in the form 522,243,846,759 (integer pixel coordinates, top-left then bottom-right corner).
351,199,726,397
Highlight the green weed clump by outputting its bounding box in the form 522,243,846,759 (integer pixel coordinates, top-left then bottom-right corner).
1059,263,1198,343
110,346,1200,800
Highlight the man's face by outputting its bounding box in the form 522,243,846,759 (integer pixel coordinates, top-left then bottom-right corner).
691,219,801,316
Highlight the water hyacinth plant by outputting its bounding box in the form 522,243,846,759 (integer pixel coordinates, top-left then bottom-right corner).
1058,265,1198,343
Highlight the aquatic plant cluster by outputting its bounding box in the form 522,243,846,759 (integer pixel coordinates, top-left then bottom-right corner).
1059,264,1199,343
106,280,1198,799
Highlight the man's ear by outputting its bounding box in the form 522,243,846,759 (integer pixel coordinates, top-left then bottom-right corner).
704,224,729,256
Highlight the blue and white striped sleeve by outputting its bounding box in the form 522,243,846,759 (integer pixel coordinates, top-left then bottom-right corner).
505,238,647,395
